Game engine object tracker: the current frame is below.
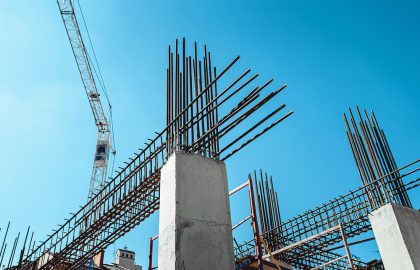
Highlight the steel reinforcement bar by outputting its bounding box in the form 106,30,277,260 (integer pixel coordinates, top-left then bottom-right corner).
19,40,293,270
234,159,420,267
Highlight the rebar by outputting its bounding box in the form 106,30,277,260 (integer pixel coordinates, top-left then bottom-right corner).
16,39,292,270
344,107,411,209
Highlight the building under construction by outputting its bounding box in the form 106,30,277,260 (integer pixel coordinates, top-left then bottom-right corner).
1,1,419,270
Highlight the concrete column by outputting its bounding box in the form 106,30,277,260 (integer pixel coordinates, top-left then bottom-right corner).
158,152,235,270
369,203,420,269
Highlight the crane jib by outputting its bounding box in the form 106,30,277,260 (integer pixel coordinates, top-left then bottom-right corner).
57,0,113,199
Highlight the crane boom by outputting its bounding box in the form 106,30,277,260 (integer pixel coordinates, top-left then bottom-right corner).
57,0,113,199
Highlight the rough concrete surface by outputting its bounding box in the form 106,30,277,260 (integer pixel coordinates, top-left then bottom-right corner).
369,203,420,269
158,152,235,270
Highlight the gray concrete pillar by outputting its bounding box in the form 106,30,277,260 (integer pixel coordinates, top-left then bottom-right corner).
369,203,420,269
158,152,235,270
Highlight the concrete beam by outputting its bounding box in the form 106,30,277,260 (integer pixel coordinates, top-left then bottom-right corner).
158,152,235,270
369,203,420,269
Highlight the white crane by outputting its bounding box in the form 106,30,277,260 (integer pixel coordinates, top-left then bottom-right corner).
57,0,115,201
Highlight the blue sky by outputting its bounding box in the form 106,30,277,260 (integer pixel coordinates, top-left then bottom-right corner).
0,0,419,267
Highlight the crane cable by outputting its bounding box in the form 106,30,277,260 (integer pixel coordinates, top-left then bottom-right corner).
76,0,111,108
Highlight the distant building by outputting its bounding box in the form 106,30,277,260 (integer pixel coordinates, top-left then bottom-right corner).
5,248,142,270
103,248,142,270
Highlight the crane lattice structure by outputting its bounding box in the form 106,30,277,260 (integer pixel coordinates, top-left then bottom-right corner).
57,0,114,200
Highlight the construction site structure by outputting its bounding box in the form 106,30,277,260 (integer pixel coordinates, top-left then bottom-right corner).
229,108,420,269
147,109,420,269
4,38,292,270
1,26,419,270
158,153,235,270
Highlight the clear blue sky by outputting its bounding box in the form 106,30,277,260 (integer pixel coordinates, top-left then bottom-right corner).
0,0,419,267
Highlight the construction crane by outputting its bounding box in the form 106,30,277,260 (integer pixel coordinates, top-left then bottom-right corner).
57,0,115,200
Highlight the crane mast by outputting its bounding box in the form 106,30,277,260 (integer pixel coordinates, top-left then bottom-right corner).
57,0,113,200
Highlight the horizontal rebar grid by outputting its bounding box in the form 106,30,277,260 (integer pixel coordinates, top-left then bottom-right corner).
234,160,419,268
233,172,373,269
17,39,292,270
234,109,418,267
233,172,359,269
